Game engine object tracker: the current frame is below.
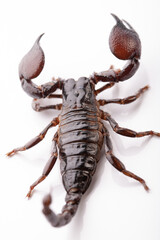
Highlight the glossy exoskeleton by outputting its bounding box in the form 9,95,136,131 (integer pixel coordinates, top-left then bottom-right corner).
7,14,160,227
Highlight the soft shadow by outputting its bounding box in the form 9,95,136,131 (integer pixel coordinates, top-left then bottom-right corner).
111,131,152,156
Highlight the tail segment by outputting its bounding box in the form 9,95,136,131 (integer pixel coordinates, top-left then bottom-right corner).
42,192,82,227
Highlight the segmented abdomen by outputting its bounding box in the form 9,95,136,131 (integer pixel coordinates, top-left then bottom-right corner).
58,109,104,194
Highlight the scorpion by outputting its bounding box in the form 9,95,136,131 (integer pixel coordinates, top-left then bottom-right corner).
7,14,160,227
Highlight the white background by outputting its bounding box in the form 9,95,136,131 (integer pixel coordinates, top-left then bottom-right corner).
0,0,160,239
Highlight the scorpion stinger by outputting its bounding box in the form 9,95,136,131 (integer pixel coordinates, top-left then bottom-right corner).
19,34,63,99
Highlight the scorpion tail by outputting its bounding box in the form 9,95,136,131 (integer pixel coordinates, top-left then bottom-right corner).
42,192,82,227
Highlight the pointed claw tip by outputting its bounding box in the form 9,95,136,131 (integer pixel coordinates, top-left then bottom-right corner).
111,13,121,24
40,32,45,38
36,33,45,44
111,14,132,30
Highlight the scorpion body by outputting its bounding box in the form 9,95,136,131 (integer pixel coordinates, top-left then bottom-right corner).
47,77,103,226
59,77,102,194
7,14,160,227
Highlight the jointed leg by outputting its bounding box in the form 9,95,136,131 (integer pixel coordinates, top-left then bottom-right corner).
104,128,149,191
101,110,160,138
32,99,62,112
6,117,59,156
26,133,58,198
95,82,115,95
98,85,149,106
47,94,62,99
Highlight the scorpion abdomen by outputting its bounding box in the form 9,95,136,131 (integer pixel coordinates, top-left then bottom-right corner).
58,109,103,194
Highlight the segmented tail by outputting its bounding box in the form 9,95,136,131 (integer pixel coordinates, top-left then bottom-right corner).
42,192,82,227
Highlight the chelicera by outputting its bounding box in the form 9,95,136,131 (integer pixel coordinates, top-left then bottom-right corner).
7,14,160,227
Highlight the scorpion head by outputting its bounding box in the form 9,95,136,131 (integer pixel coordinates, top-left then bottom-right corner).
62,77,95,109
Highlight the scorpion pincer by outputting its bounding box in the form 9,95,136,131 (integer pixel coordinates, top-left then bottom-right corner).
6,14,160,227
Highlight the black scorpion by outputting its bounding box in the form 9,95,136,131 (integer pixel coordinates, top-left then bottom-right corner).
7,14,160,227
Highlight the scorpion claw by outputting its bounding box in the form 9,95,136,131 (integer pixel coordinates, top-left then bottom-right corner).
109,14,141,60
122,19,135,31
19,33,45,80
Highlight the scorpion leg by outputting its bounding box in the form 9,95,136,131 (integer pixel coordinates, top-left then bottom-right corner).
102,111,160,138
6,117,59,156
91,14,141,84
26,133,58,198
95,82,115,95
47,94,62,99
19,34,63,99
104,128,149,191
32,99,62,112
98,85,149,106
101,111,160,138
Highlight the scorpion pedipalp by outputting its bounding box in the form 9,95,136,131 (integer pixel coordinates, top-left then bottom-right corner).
109,13,141,60
92,14,141,84
18,34,63,99
19,33,45,80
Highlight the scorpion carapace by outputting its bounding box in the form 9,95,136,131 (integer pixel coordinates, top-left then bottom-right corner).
7,14,160,227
